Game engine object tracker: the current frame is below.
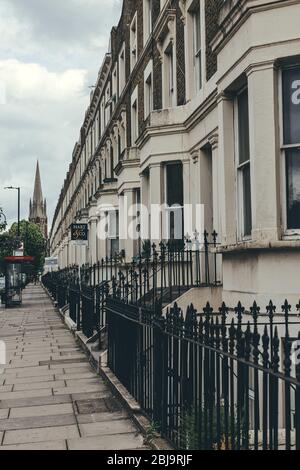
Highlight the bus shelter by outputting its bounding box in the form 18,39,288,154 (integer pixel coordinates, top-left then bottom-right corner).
3,256,34,308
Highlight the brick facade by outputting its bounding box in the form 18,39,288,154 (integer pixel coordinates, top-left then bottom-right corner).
205,0,223,81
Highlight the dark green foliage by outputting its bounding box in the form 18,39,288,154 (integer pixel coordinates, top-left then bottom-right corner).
0,220,46,273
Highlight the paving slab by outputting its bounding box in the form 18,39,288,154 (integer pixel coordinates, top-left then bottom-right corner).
67,433,145,451
10,403,74,418
0,386,13,393
0,413,76,431
55,372,96,381
0,388,52,401
0,410,9,420
4,424,80,445
63,365,93,373
53,384,103,395
0,393,72,409
13,380,64,391
4,374,55,385
0,440,67,450
79,419,137,437
76,411,128,424
65,378,104,387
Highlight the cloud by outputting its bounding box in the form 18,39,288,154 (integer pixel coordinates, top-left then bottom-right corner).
0,0,122,72
0,0,121,229
0,59,87,102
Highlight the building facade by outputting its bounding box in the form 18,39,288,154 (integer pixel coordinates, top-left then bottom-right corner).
29,161,48,239
50,0,300,310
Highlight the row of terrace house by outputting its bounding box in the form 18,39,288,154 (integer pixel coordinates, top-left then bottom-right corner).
50,0,300,311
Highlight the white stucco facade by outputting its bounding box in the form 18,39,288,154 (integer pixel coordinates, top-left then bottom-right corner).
50,0,300,311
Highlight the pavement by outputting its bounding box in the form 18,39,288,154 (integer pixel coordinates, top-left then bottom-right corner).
0,284,148,450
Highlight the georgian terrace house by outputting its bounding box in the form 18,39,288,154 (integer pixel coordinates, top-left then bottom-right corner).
50,0,300,312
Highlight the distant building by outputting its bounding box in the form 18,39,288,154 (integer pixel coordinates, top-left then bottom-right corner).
29,161,48,239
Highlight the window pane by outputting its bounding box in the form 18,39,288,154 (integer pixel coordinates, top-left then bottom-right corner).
243,163,252,236
194,9,201,52
166,163,183,206
238,89,250,164
283,68,300,145
286,149,300,229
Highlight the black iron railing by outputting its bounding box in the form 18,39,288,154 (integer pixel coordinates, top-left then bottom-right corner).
106,297,300,450
42,232,221,339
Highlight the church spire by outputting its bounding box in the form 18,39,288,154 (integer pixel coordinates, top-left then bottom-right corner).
33,160,43,205
29,160,48,239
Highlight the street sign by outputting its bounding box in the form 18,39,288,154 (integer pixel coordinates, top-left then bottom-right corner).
71,223,88,245
45,257,58,266
44,257,58,273
13,250,24,257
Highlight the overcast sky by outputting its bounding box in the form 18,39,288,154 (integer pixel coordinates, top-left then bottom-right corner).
0,0,121,229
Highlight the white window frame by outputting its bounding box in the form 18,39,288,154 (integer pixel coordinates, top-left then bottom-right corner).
279,67,300,238
105,209,119,258
163,39,177,109
105,83,111,125
234,87,252,241
143,0,152,45
112,64,118,110
118,43,126,96
144,60,153,118
160,0,168,11
193,3,202,91
164,162,184,241
131,86,139,145
130,13,138,72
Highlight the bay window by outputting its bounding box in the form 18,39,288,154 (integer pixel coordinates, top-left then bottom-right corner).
236,88,252,238
282,67,300,230
106,210,119,258
165,163,184,241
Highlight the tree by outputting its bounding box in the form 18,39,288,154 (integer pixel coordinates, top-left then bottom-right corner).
8,220,46,273
0,233,20,258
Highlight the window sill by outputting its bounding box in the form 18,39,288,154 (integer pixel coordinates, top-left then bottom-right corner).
216,239,300,254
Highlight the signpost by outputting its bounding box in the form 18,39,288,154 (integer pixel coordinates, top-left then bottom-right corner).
71,223,88,245
70,224,88,288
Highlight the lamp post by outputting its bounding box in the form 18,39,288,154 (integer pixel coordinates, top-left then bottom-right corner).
4,186,21,237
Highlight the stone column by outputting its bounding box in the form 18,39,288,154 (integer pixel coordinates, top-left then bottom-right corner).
88,217,98,265
122,189,135,262
247,62,280,242
140,173,150,241
96,212,107,262
182,159,192,239
217,92,236,245
208,134,220,236
149,163,164,242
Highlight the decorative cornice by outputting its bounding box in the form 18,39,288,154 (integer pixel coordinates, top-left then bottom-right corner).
153,9,176,62
191,149,200,164
208,133,219,150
